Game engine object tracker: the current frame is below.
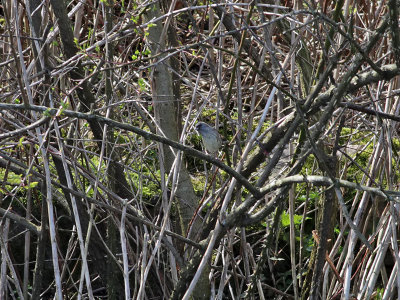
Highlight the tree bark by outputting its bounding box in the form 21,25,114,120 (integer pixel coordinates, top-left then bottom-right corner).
144,2,211,298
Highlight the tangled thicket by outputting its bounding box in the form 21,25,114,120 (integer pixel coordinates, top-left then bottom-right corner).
1,1,400,299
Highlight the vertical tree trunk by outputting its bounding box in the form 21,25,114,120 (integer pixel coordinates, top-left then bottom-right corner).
144,2,211,298
49,0,127,296
103,2,123,299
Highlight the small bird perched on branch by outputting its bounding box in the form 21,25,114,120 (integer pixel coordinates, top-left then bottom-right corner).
195,122,222,155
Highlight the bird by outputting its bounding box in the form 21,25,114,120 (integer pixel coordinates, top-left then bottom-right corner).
195,122,222,155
